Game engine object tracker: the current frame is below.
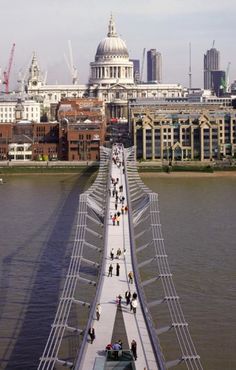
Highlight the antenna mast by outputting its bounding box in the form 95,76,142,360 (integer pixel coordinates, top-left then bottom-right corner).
188,42,192,89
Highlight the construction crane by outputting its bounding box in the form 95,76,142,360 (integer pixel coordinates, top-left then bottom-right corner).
3,43,16,94
64,40,78,85
140,48,146,83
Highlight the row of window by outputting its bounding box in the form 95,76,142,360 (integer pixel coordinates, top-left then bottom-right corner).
0,107,38,112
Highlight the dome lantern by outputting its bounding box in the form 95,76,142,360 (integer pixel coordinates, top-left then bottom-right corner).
107,14,117,37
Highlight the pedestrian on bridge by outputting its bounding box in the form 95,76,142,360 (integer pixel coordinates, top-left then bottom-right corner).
116,294,122,306
116,248,121,259
88,327,95,344
116,216,120,226
108,264,113,277
96,303,101,321
116,263,120,276
131,339,137,360
125,290,131,306
131,299,137,314
110,248,114,260
128,271,133,284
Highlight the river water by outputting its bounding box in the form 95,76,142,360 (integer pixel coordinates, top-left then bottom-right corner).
0,173,235,369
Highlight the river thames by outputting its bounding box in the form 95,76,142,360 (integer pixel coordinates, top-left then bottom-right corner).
0,172,235,369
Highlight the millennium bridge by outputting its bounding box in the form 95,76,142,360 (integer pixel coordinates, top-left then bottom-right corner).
38,145,203,370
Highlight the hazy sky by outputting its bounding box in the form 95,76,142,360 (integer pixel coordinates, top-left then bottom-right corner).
1,0,236,89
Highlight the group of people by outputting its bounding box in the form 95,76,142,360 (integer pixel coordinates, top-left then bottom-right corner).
124,290,138,314
115,290,138,314
110,247,122,260
108,262,120,277
106,339,137,361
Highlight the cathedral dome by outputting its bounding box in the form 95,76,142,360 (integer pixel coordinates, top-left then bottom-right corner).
95,15,129,60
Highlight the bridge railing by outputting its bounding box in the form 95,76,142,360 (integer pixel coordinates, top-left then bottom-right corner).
38,146,112,370
124,146,203,370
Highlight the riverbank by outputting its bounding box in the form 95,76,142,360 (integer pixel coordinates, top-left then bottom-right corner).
140,171,236,177
0,161,99,175
1,160,236,176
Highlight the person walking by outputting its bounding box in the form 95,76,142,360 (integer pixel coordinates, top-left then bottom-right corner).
89,327,95,344
96,303,101,321
116,248,121,259
116,263,120,276
116,216,120,226
110,248,114,260
131,299,137,314
125,290,131,306
108,264,113,277
128,271,133,284
131,339,137,360
117,294,122,306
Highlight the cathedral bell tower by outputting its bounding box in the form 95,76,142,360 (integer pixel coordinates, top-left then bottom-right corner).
27,52,43,90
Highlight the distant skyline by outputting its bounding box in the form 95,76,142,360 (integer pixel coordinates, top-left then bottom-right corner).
1,0,236,90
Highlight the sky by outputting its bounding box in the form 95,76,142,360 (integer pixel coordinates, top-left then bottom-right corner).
1,0,236,90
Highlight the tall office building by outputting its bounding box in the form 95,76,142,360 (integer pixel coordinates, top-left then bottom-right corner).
211,70,226,96
131,59,140,83
147,49,162,83
204,47,220,89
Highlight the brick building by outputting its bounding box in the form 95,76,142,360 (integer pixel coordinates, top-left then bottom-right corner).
57,98,106,161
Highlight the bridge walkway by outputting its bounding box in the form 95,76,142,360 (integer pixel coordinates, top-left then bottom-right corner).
79,146,158,370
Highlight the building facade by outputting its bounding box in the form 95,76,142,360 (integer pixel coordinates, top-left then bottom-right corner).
130,100,236,161
0,98,105,161
0,98,40,123
57,98,106,161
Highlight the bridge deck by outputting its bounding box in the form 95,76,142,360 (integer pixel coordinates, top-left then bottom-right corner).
79,147,158,370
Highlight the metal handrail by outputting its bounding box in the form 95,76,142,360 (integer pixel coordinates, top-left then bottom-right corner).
38,146,111,370
124,146,203,370
73,147,113,369
124,147,166,370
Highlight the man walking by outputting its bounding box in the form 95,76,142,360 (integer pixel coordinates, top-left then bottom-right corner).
108,264,113,277
116,263,120,276
89,327,95,344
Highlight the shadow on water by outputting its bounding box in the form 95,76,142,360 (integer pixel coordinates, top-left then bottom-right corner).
3,167,97,370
